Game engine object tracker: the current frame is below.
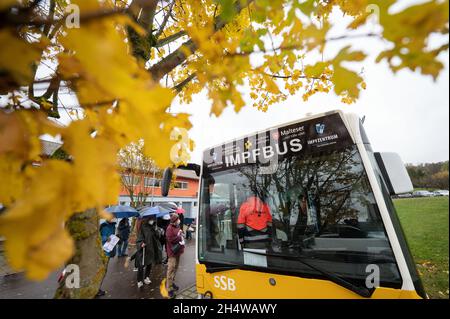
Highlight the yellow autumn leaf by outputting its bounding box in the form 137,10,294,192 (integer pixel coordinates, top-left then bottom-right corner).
27,228,74,280
0,110,54,161
304,62,329,78
332,66,363,99
334,45,367,63
0,0,17,10
62,120,121,211
0,155,26,206
0,160,75,279
0,29,42,85
265,77,280,94
210,90,226,117
377,0,448,79
231,89,245,113
361,81,367,90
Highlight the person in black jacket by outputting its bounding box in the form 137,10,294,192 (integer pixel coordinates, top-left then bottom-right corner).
117,218,131,257
133,216,163,288
157,216,170,264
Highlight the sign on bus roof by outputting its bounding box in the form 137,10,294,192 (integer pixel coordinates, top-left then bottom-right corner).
202,112,354,175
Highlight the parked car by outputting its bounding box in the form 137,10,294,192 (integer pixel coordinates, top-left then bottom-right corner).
397,193,413,198
433,190,449,196
412,190,435,197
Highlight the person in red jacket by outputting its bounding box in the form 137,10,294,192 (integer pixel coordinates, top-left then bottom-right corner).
237,196,273,249
165,213,185,298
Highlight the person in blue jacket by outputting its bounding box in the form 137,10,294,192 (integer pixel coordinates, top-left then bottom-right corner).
100,219,117,258
96,218,117,297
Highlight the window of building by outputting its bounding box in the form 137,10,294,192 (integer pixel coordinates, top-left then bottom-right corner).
122,175,141,186
144,177,162,188
174,181,189,189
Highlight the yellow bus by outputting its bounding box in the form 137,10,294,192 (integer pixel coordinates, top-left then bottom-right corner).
161,110,426,299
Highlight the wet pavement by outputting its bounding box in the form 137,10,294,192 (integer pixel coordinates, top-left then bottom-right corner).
0,239,196,299
176,284,199,299
0,241,14,277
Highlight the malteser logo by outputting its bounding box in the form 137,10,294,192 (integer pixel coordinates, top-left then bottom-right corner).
280,126,304,137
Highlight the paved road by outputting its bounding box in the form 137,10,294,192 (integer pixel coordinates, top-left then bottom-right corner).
0,239,196,299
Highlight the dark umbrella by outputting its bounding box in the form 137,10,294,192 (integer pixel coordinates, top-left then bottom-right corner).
105,205,139,218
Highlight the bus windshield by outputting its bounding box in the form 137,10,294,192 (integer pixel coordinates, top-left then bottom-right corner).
198,114,402,289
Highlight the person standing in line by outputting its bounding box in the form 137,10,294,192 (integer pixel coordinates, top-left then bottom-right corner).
157,215,170,264
165,213,185,298
117,218,131,257
134,216,163,288
177,207,185,232
185,221,193,241
97,218,117,297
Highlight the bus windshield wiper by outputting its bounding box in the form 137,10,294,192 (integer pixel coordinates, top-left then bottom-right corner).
243,250,373,298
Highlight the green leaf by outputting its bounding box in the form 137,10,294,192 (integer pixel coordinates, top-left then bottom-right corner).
217,0,237,23
332,66,363,98
296,0,317,16
334,45,367,63
304,62,328,77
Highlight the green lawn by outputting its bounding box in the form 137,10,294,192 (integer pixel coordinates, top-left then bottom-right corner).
394,197,449,299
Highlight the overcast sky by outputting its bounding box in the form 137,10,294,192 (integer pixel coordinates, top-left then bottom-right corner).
171,54,449,165
169,3,449,165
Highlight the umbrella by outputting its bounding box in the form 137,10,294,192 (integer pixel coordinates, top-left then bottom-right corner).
139,206,170,218
175,207,185,215
105,205,139,218
160,201,178,212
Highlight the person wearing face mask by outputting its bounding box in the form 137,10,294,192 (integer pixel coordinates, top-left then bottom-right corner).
165,213,185,298
133,216,163,288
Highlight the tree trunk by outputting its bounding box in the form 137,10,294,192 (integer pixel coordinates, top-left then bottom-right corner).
54,208,108,299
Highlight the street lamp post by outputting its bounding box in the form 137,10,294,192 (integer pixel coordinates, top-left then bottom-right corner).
150,164,156,206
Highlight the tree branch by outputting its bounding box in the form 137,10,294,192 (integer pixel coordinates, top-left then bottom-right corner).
259,71,322,81
173,72,197,92
136,0,158,32
42,0,56,36
41,75,61,100
0,1,158,28
228,33,379,57
155,30,187,47
150,39,197,81
154,1,175,39
149,0,255,81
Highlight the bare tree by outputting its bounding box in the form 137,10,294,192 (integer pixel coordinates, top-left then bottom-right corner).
118,140,161,208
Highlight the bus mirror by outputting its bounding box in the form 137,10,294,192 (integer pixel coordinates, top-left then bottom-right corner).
374,152,414,195
161,167,173,197
178,163,201,177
